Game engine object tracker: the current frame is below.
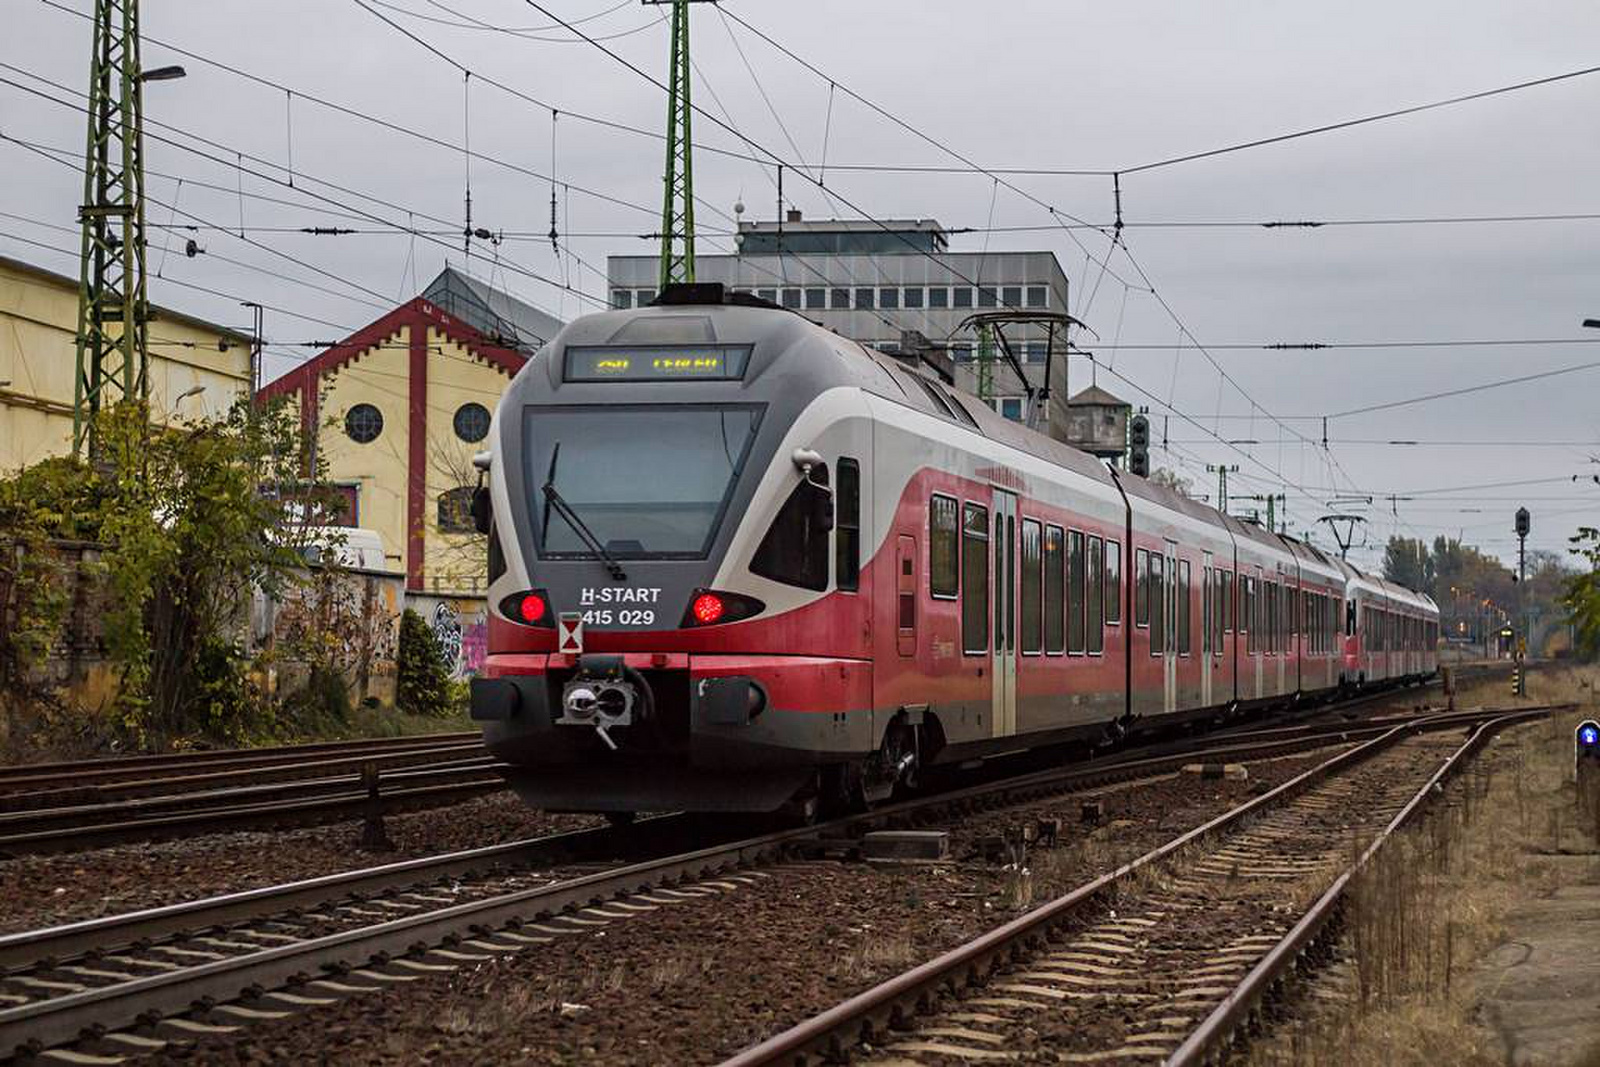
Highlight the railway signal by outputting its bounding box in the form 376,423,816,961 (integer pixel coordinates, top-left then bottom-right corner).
1514,506,1530,696
1129,414,1151,477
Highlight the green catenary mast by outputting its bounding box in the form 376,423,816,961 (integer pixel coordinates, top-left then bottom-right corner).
655,0,703,290
74,0,156,456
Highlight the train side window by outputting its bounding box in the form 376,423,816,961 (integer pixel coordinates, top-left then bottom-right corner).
1087,536,1104,654
1149,553,1165,655
1177,559,1191,655
1245,576,1256,653
1020,519,1043,655
1266,581,1277,654
1135,548,1150,626
750,464,831,591
836,459,860,592
929,494,959,599
1219,569,1231,635
1044,525,1065,654
1202,566,1212,657
961,503,989,654
1068,530,1087,654
1104,540,1122,624
1346,599,1355,637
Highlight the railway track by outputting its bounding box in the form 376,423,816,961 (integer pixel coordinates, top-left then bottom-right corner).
0,696,1519,1061
0,738,498,857
0,732,479,795
0,677,1444,858
720,704,1557,1066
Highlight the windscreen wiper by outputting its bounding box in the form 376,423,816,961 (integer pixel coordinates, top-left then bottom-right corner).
542,442,627,581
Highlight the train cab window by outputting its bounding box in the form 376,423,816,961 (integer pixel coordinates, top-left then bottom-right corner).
930,494,959,599
750,465,831,591
1104,540,1122,624
1177,559,1191,655
1149,553,1165,655
1020,519,1043,655
1135,549,1150,627
835,459,860,592
961,503,989,654
1068,530,1087,654
1087,536,1104,654
1045,526,1065,654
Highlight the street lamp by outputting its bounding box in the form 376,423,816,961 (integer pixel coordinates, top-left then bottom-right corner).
138,65,186,83
1584,318,1600,329
176,384,206,403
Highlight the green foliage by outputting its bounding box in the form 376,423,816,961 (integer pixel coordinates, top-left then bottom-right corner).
0,466,76,695
0,396,344,749
396,608,452,717
1563,527,1600,659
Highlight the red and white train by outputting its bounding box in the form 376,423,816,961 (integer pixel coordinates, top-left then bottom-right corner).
470,286,1438,815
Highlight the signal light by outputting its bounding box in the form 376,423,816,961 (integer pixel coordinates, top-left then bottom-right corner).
1129,414,1151,478
499,590,555,629
680,588,765,628
692,593,725,624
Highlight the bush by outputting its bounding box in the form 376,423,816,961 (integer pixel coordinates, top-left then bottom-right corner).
396,608,452,717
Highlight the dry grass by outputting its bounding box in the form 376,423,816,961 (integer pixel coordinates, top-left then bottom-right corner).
1246,664,1600,1066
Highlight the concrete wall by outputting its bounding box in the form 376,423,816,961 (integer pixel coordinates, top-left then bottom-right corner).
0,256,252,471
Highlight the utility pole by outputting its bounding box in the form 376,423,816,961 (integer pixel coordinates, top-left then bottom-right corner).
649,1,712,290
975,323,995,404
1206,464,1238,515
73,0,172,455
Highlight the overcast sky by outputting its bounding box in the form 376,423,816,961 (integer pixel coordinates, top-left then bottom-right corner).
5,0,1599,571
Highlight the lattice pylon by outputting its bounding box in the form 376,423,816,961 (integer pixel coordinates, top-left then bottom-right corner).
657,0,695,290
73,0,150,456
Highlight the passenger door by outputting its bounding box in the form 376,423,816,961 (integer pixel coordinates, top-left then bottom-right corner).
1163,540,1178,714
991,491,1018,738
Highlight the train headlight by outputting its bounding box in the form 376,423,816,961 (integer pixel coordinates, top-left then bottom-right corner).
680,588,765,628
500,589,556,629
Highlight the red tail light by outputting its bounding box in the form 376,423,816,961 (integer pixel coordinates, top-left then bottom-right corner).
520,592,547,623
692,593,724,624
680,588,764,628
500,590,555,628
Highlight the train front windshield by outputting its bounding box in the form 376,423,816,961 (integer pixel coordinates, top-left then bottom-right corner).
524,404,762,559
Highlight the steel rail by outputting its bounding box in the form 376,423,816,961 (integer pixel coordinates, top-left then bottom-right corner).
0,772,509,856
0,741,490,810
0,825,807,1055
0,732,479,789
0,699,1484,965
717,703,1557,1067
1165,706,1549,1065
0,692,1504,1055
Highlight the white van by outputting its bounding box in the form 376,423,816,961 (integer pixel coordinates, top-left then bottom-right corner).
300,527,391,572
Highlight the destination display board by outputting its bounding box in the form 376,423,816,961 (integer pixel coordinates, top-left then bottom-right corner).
564,346,751,383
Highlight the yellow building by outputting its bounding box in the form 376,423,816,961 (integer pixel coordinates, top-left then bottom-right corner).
0,254,253,469
259,267,561,595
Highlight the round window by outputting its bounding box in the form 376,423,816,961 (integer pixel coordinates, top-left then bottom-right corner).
453,402,491,443
345,403,384,444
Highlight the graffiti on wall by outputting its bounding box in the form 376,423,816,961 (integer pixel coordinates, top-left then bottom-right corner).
426,598,487,678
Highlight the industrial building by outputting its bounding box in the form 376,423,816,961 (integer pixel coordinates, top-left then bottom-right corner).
258,266,561,595
607,214,1075,426
0,254,253,470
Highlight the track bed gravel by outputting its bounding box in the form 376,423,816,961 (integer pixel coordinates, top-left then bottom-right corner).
0,794,598,935
143,749,1347,1065
858,733,1463,1064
